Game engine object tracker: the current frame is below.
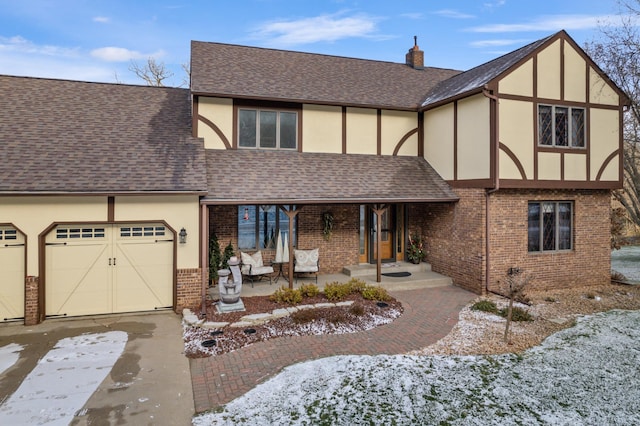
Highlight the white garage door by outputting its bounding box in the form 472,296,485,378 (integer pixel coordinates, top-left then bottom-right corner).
0,226,25,322
45,224,173,318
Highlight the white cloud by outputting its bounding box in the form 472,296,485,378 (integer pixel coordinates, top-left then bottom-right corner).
251,13,383,46
93,16,110,23
0,35,79,57
484,0,507,9
400,12,423,20
467,14,615,33
470,38,530,47
90,46,165,62
432,9,475,19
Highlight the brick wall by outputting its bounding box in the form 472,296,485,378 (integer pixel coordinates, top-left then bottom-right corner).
24,275,39,325
416,188,486,294
176,268,203,312
488,189,611,294
208,204,360,274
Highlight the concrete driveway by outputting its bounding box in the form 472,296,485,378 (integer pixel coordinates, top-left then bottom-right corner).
0,311,194,425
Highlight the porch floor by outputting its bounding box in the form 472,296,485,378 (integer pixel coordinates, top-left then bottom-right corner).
235,261,452,298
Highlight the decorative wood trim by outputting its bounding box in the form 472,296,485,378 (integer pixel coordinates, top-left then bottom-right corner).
377,109,382,156
447,178,494,188
453,101,458,180
198,115,231,149
107,196,115,222
192,95,199,138
499,143,528,180
392,128,418,156
498,93,619,110
417,112,424,157
342,106,347,154
595,150,620,181
498,178,621,189
560,38,565,101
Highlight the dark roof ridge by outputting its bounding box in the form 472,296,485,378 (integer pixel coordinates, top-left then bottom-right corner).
190,39,461,73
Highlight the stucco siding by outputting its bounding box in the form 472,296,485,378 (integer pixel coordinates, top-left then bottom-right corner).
424,104,454,180
457,94,490,180
197,97,233,149
302,104,342,153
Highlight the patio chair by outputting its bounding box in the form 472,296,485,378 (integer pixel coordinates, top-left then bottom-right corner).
293,248,319,284
240,251,274,287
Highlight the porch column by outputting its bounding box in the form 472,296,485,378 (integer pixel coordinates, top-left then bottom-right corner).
279,205,302,289
370,204,388,283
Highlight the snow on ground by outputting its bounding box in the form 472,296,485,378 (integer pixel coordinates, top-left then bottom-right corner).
0,343,23,376
0,331,127,426
612,246,640,283
193,309,640,425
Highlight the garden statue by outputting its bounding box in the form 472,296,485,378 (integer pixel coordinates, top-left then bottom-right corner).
217,256,245,313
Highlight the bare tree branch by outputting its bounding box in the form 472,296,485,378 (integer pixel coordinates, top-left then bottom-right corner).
128,58,174,87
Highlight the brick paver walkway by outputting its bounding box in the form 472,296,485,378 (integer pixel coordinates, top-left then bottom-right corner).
189,285,475,413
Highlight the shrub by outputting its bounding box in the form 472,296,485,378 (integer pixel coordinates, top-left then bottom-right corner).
299,283,320,298
324,282,352,301
346,278,367,294
544,296,557,303
498,306,533,322
349,304,365,316
290,309,318,324
269,286,302,305
360,285,391,301
471,300,498,314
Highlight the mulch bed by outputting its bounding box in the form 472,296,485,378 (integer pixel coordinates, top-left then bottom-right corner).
183,292,403,358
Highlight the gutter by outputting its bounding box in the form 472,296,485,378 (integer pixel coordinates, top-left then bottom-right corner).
483,85,500,294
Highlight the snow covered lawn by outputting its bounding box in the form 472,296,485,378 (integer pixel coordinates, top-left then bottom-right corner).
193,309,640,425
612,245,640,283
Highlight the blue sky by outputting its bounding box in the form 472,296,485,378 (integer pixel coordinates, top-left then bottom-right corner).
0,0,625,87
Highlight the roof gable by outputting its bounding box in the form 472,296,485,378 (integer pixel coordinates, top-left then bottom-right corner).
190,41,460,110
421,33,556,108
0,75,207,194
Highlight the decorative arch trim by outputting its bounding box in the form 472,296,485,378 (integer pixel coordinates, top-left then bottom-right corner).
198,115,231,149
392,128,418,156
499,142,527,180
595,149,619,181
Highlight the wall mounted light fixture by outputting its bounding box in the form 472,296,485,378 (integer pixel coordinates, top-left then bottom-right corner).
179,227,187,244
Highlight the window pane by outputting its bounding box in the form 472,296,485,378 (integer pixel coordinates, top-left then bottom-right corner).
259,111,277,148
571,108,585,147
259,205,277,249
542,202,556,250
558,202,572,250
238,205,256,249
538,106,552,145
555,107,568,146
279,112,297,149
239,110,257,148
528,203,541,252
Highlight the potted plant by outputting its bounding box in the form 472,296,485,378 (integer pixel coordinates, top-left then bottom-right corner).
407,233,426,264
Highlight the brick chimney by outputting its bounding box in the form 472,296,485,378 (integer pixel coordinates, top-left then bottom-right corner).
405,36,424,70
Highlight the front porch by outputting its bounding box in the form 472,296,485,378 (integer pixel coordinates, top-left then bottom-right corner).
234,261,453,297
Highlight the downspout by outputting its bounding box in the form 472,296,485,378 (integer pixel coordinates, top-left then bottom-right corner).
483,86,499,294
201,203,209,318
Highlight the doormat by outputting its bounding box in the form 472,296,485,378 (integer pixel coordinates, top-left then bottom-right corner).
381,271,411,278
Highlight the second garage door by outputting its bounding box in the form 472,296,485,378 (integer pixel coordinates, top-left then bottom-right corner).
0,226,25,322
45,224,173,318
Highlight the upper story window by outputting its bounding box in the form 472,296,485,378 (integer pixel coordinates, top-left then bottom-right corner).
238,109,297,150
538,105,585,148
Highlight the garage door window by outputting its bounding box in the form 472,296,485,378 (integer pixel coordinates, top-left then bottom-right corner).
0,228,17,240
56,227,105,239
120,226,166,237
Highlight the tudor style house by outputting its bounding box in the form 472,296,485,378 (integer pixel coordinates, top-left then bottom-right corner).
0,30,626,325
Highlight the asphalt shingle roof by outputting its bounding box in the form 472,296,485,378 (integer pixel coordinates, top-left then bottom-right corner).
420,33,556,108
191,41,461,110
0,75,207,194
203,150,458,204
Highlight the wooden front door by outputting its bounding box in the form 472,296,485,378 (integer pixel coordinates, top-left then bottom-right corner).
370,206,395,263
